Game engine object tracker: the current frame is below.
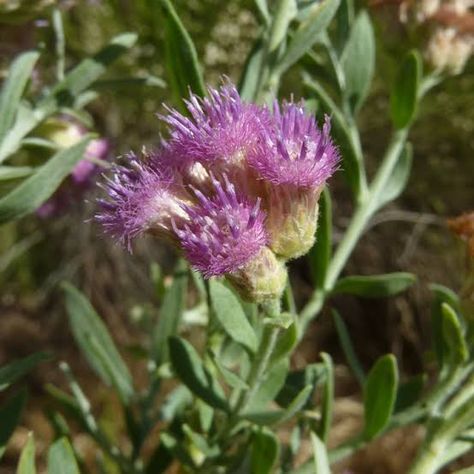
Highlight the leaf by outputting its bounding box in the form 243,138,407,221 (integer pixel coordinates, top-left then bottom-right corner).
251,428,279,474
158,0,205,105
363,354,398,440
212,356,248,391
62,283,134,404
0,138,90,224
332,309,365,386
0,389,27,460
239,39,265,102
278,0,341,73
390,50,422,129
0,51,39,144
309,187,332,288
276,364,323,408
341,10,375,112
318,353,334,443
0,352,50,391
47,438,80,474
0,33,136,162
268,0,298,52
152,259,188,364
17,433,36,474
168,336,229,412
269,322,298,368
430,284,461,312
333,272,416,298
441,303,469,365
335,0,354,52
254,0,270,24
278,384,313,423
209,280,258,352
376,143,412,209
394,374,426,413
0,166,35,181
310,432,331,474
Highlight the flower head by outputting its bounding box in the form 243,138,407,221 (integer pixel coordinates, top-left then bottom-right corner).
96,152,190,250
250,103,339,189
161,82,269,170
174,175,267,278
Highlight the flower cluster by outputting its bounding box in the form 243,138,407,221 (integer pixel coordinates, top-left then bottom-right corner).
97,83,339,302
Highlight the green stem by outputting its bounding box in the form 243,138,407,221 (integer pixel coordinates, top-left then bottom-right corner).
300,128,408,329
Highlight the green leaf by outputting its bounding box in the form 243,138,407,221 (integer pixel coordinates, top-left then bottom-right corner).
390,50,422,129
335,0,354,52
430,284,461,312
158,0,205,105
318,353,334,443
269,322,298,368
276,364,323,408
251,428,279,474
0,138,90,224
0,51,39,144
0,389,27,460
254,0,270,25
209,280,258,352
47,438,80,474
0,352,50,391
394,374,426,413
376,143,412,209
62,282,134,404
278,0,341,73
363,354,398,440
152,259,188,364
0,166,35,181
239,39,265,102
168,336,229,412
17,433,36,474
310,432,331,474
332,309,365,386
268,0,297,52
279,384,313,423
0,33,136,162
309,187,332,288
341,10,375,112
212,356,248,391
441,303,469,365
333,272,416,298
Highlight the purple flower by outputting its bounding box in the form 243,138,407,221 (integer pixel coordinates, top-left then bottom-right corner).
160,83,269,170
249,102,339,189
96,152,190,250
174,175,267,278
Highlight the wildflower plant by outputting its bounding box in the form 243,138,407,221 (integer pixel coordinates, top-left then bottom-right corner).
0,1,473,474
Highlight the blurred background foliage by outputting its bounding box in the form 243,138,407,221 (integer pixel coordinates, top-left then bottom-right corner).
0,0,472,472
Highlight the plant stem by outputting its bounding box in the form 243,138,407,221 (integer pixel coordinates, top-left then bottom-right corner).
300,128,408,329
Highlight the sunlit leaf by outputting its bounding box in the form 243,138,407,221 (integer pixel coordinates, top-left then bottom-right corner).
47,438,80,474
17,433,36,474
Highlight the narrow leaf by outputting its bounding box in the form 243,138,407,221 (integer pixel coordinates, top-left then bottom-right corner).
47,438,80,474
390,50,422,129
332,310,365,386
376,143,413,209
276,364,323,408
279,0,341,72
441,303,469,365
158,0,205,104
210,280,258,352
363,354,398,439
251,428,279,474
0,166,35,181
310,432,331,474
268,0,297,52
0,352,50,391
239,39,265,102
0,51,39,143
335,0,354,52
152,259,188,364
309,187,332,288
168,336,229,412
319,353,334,443
333,273,416,298
341,10,375,112
0,389,27,460
0,138,90,224
269,322,298,368
17,433,36,474
254,0,270,24
62,283,134,404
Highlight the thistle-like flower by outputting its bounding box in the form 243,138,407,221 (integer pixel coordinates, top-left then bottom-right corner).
249,103,339,259
97,82,339,302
